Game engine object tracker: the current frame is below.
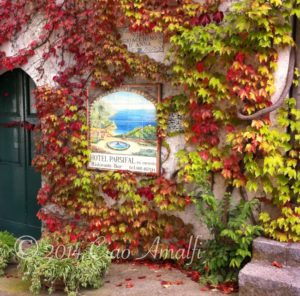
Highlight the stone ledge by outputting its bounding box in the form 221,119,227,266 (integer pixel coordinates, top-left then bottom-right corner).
253,237,300,266
239,262,300,296
287,243,300,267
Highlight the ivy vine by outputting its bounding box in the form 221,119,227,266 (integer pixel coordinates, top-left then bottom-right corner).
0,0,299,261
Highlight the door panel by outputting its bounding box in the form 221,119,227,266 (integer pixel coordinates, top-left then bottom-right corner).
0,165,26,223
0,127,21,164
0,69,41,238
0,77,19,114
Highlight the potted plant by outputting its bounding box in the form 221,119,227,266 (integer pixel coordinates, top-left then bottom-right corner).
19,238,112,296
0,231,16,276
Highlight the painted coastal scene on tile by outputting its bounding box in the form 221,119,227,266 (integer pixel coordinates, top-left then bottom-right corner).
89,90,159,174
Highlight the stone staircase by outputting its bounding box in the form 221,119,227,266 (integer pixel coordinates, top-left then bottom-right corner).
239,237,300,296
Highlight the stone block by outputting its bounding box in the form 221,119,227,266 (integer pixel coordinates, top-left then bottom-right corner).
239,262,300,296
287,243,300,268
252,237,288,265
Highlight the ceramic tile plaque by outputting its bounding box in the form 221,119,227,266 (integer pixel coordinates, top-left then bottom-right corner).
120,28,164,54
88,84,162,175
167,113,185,134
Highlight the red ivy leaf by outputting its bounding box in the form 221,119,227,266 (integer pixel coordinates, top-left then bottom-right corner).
235,52,245,64
187,271,200,282
200,286,210,291
225,124,235,133
161,280,184,288
199,151,209,161
213,11,224,23
272,261,283,268
196,61,204,73
125,282,134,288
199,14,211,26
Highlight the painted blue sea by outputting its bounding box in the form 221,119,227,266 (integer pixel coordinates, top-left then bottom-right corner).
110,109,156,135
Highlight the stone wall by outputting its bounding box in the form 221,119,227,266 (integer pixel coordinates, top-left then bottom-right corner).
0,1,292,238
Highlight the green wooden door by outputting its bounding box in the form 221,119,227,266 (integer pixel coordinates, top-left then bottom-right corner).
0,69,41,239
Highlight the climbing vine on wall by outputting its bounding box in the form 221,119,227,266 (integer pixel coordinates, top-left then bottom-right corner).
0,0,300,260
32,86,193,254
123,0,300,242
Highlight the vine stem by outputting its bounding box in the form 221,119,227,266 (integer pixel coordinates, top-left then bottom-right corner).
222,185,234,225
239,187,257,225
237,47,296,120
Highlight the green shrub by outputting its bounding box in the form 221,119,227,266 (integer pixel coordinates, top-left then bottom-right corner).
0,231,16,276
195,193,262,285
19,238,112,296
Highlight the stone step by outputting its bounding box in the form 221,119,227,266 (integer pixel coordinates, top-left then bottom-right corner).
252,237,300,267
239,261,300,296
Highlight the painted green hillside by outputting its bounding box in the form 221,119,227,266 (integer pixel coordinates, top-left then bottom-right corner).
119,125,156,140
